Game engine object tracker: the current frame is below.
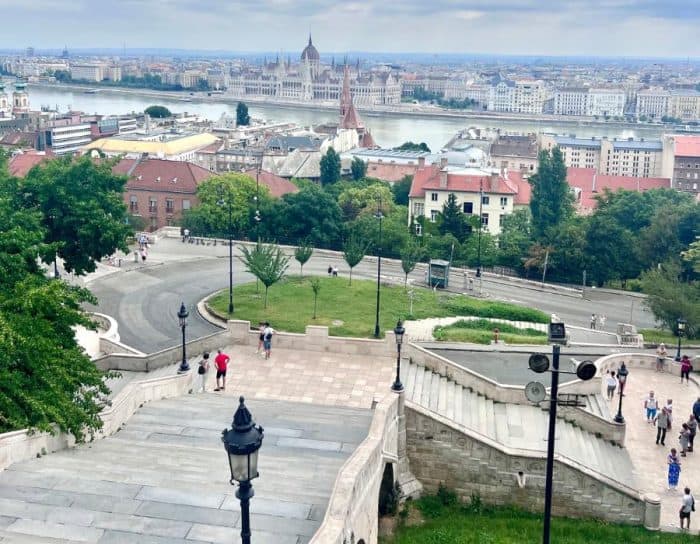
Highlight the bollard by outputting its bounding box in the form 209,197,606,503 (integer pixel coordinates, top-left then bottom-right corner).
643,493,661,531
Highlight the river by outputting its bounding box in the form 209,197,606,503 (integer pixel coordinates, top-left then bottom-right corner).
28,85,669,151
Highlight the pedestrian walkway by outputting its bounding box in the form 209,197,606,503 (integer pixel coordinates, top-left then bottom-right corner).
606,367,700,532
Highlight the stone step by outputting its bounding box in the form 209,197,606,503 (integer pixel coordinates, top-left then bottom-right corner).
444,380,456,421
428,372,440,413
493,402,508,444
437,376,448,416
420,369,432,407
411,364,425,404
404,362,418,399
453,384,464,426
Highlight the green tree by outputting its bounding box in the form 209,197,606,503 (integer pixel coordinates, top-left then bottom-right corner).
438,193,468,239
528,147,573,241
20,155,131,275
392,175,412,206
400,242,422,288
682,238,700,273
497,208,532,271
338,183,393,221
350,157,367,181
640,262,699,338
349,206,409,259
236,102,250,126
343,234,368,285
144,105,172,118
310,278,321,319
239,242,290,308
320,147,341,185
394,141,431,152
294,242,313,277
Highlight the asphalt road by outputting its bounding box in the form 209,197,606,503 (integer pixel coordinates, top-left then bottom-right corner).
88,238,658,353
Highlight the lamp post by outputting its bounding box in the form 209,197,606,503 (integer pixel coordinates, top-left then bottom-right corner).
218,189,234,314
675,318,687,362
222,397,264,544
614,363,629,424
254,163,262,242
392,320,405,392
374,199,383,339
476,179,483,278
177,302,190,373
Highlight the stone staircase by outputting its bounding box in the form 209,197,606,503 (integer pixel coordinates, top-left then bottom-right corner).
402,361,635,486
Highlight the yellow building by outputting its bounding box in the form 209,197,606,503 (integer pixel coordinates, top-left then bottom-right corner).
84,132,220,162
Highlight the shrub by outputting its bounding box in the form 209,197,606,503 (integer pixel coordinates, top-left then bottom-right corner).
445,298,549,323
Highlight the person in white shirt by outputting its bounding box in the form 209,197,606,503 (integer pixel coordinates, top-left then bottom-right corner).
680,487,694,530
262,322,274,359
644,391,658,424
605,371,618,401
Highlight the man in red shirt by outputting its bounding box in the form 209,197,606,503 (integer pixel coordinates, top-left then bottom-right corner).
214,349,230,391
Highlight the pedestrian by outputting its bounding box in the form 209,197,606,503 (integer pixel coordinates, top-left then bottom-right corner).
256,322,265,354
140,246,147,263
668,448,682,491
693,397,700,423
184,228,190,242
214,349,230,392
656,343,668,372
590,313,597,330
680,487,695,530
327,265,332,276
606,371,618,401
680,423,691,456
655,407,670,446
332,266,338,277
680,355,692,385
687,415,697,453
617,362,628,396
599,315,606,329
666,399,674,428
196,352,210,393
262,322,274,359
644,391,658,424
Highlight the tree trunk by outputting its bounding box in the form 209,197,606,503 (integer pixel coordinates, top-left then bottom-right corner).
300,264,304,278
404,273,408,289
313,293,317,319
349,267,353,285
264,286,268,308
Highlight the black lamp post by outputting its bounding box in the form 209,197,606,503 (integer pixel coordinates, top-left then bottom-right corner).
614,363,629,424
374,199,383,339
222,397,264,544
177,302,190,373
675,318,687,362
392,320,405,392
254,162,262,241
218,189,234,314
476,179,483,278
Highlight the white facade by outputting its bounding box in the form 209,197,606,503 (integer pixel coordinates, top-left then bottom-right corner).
512,81,546,114
50,124,92,155
588,89,625,117
70,64,105,82
636,90,669,119
553,89,589,116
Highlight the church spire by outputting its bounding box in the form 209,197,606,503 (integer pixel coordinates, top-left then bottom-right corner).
308,33,313,46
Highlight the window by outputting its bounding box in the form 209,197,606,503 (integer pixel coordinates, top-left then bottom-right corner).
481,213,489,226
430,210,439,222
413,202,424,216
431,192,438,202
182,199,191,210
415,222,422,236
149,197,157,212
482,195,490,205
463,202,473,214
500,214,505,226
129,195,138,212
150,217,157,228
166,199,174,212
500,197,508,207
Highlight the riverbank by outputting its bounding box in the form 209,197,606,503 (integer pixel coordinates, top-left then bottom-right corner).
27,81,693,133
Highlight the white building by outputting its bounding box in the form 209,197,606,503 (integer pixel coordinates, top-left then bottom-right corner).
588,89,626,117
49,123,92,155
553,88,589,116
70,64,105,82
636,89,670,120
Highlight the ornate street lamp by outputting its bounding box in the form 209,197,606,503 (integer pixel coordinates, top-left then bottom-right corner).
374,199,384,338
177,302,190,373
222,397,264,544
675,318,687,362
614,363,629,424
391,320,406,392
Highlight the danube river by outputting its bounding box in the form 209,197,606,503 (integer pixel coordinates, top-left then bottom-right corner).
29,85,669,151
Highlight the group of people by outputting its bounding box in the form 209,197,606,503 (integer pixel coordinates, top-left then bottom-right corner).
656,344,694,384
257,322,275,359
604,364,628,400
327,265,339,277
589,313,607,330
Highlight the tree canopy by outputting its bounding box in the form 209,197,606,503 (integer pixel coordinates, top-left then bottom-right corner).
394,141,431,152
528,147,573,241
236,102,250,126
320,147,341,185
144,105,172,118
350,157,367,181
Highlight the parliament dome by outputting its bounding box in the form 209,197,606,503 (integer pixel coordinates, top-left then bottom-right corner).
301,35,320,61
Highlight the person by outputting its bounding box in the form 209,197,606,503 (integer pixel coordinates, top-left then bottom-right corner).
256,322,265,355
140,246,148,263
687,415,697,453
680,487,695,530
183,228,190,242
605,371,618,401
644,391,658,424
332,266,338,277
590,313,597,330
666,399,674,429
214,349,230,392
680,423,691,456
196,352,210,393
693,397,700,423
668,448,682,491
680,355,692,385
655,407,670,446
327,265,333,276
598,315,606,329
656,343,668,372
262,322,274,359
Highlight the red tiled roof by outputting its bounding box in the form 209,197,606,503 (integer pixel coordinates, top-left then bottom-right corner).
366,162,419,183
409,164,517,198
505,170,532,205
8,151,53,177
243,168,299,198
114,157,214,194
341,103,364,130
674,135,700,158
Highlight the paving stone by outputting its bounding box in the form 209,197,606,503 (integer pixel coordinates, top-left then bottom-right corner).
220,495,312,520
0,518,17,530
0,485,74,507
186,524,299,544
135,486,224,509
275,437,342,452
97,530,191,544
135,501,240,528
53,479,143,499
91,511,192,538
5,519,104,543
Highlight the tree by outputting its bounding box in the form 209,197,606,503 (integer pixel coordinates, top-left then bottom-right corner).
310,278,321,319
682,238,700,274
400,242,422,288
392,175,412,206
144,105,172,118
497,208,532,271
236,102,250,126
320,147,341,185
338,183,393,221
394,141,431,152
438,193,468,239
640,263,699,339
294,242,313,277
350,157,367,181
528,147,573,241
20,155,131,275
239,242,290,308
343,234,367,285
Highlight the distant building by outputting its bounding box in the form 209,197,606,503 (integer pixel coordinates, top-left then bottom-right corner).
665,135,700,195
636,89,670,120
553,88,625,117
70,64,105,82
490,134,539,173
344,149,434,183
84,132,221,162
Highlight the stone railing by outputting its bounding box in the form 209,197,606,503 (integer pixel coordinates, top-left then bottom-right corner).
406,343,625,443
309,392,399,544
597,353,687,378
0,372,191,472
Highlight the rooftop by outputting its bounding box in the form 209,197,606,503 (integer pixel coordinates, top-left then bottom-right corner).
85,133,220,157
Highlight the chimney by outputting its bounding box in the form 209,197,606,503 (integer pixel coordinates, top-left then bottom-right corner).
440,155,448,168
418,156,426,168
440,170,448,188
490,172,499,193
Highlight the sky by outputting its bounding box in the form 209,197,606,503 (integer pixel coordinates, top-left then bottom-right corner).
2,0,699,58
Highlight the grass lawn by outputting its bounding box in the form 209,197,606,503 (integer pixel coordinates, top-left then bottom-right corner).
382,494,695,544
434,318,548,345
639,328,687,345
207,277,549,338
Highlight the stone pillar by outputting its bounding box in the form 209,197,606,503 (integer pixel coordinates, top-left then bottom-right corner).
643,493,661,531
395,390,422,499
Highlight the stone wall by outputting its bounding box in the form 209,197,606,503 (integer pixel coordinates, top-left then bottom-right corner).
310,393,400,544
406,403,646,525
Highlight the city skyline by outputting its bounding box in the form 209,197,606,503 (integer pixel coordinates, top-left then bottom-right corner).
2,0,699,58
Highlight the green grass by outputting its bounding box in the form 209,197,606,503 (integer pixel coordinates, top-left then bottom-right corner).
207,277,549,338
382,494,695,544
434,319,548,345
639,329,685,345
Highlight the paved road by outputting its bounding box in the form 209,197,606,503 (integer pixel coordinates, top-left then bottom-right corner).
88,238,657,353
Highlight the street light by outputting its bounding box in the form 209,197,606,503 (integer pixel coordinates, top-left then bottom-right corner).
254,162,262,241
476,179,483,278
675,318,687,362
374,198,384,339
391,320,406,392
177,302,190,373
222,397,264,544
614,363,629,424
218,189,234,314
